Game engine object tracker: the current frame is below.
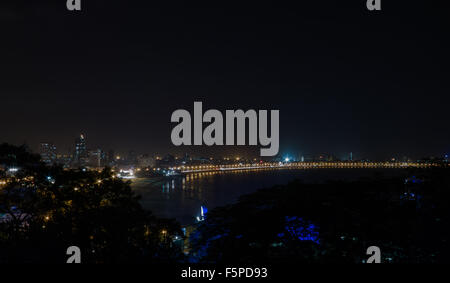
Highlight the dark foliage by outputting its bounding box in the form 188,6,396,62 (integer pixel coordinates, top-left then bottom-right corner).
190,168,450,263
0,144,183,263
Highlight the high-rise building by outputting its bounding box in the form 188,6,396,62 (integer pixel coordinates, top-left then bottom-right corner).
74,134,88,167
56,154,73,168
39,142,57,165
89,149,105,168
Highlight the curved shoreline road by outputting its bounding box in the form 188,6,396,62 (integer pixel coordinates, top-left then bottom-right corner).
179,162,440,174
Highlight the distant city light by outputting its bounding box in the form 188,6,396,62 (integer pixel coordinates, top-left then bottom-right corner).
118,169,135,179
47,176,56,184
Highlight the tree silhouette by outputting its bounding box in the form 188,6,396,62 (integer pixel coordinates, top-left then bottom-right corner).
0,144,183,263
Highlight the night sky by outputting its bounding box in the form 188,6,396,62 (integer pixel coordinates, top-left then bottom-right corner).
1,0,449,160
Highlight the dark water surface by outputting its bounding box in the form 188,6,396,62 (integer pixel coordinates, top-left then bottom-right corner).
131,168,407,225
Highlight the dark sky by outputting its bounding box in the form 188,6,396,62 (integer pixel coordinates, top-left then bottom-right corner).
0,0,449,160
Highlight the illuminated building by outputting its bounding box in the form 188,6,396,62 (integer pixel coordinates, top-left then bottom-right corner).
56,154,73,168
74,134,89,167
89,149,105,168
39,142,57,165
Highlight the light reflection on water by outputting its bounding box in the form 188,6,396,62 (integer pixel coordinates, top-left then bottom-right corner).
131,168,405,225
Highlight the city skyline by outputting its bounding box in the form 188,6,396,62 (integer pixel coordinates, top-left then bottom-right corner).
31,133,448,166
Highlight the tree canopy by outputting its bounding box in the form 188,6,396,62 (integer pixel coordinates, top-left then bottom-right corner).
0,144,183,263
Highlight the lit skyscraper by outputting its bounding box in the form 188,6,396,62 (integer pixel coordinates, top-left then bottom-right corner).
74,134,88,167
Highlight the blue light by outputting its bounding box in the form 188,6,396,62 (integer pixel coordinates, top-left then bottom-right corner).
279,216,320,244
